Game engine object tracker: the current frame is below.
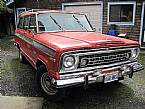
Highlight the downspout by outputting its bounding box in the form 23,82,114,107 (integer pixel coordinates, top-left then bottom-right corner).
36,0,40,9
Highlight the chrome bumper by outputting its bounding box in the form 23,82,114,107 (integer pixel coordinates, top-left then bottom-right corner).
53,62,143,88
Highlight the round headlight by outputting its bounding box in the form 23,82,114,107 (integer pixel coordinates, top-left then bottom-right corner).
131,48,139,59
63,56,75,68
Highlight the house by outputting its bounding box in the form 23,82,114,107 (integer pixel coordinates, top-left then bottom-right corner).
5,0,145,48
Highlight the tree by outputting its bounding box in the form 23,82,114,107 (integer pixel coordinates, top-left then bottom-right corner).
0,0,13,13
0,0,7,12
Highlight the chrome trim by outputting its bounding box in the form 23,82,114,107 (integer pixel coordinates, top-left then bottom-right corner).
78,50,131,68
62,47,138,56
59,64,131,79
60,59,137,74
56,77,84,86
61,54,79,71
36,13,39,33
33,41,56,56
20,48,35,64
55,62,143,88
59,46,139,74
61,45,139,55
131,47,140,59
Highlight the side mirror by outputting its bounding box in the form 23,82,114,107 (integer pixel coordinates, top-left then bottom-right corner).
27,29,31,33
27,29,36,34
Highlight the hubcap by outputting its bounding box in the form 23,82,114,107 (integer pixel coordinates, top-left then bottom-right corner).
41,72,58,95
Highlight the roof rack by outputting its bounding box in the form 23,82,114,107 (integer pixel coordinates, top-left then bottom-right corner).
19,9,84,16
27,9,50,12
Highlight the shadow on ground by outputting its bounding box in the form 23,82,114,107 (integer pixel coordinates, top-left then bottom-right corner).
42,82,145,109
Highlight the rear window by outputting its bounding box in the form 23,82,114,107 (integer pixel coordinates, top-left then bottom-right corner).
28,15,37,33
23,16,30,30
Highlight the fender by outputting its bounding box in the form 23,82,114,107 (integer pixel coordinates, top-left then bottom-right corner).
35,53,60,79
35,53,48,69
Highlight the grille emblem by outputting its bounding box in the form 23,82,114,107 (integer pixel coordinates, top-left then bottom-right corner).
80,59,88,66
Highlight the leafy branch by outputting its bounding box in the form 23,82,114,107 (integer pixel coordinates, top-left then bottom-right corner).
0,0,13,13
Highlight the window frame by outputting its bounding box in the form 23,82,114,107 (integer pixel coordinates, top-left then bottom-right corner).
23,15,30,30
17,17,24,29
36,12,94,33
28,15,37,33
16,8,27,26
108,2,136,25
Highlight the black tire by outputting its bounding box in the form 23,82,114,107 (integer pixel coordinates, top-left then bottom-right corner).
37,65,66,102
19,51,27,64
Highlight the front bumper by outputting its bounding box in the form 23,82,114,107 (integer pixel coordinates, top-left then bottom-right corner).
53,62,143,88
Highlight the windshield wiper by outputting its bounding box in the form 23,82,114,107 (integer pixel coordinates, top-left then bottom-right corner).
50,16,63,31
73,15,88,32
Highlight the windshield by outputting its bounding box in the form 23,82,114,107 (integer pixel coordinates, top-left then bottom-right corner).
37,12,93,32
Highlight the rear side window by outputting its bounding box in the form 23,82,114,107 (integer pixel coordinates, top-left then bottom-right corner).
17,17,24,29
29,15,37,33
23,16,30,30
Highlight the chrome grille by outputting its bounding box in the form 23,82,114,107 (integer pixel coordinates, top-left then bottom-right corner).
78,50,131,68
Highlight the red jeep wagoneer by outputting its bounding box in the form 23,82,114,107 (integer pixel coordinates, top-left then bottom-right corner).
15,9,143,101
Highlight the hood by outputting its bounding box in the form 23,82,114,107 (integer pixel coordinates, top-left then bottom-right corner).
35,32,139,52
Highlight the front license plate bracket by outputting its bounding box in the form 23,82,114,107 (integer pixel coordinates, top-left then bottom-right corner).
104,73,118,83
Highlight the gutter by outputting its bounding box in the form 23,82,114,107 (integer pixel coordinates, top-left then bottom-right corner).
5,0,14,6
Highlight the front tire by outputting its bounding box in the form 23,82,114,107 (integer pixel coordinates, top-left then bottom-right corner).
37,65,66,102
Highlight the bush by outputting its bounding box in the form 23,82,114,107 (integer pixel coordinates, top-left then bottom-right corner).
0,0,13,13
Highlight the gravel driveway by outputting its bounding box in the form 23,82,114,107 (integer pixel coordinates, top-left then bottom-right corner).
0,36,145,109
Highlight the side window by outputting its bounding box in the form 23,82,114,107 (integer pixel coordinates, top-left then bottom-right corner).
29,15,37,33
23,16,30,30
17,17,24,29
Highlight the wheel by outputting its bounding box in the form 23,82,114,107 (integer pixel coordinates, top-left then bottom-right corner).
37,65,66,102
19,50,27,63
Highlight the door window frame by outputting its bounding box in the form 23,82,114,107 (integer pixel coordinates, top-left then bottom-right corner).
17,17,24,29
28,15,37,33
23,16,30,30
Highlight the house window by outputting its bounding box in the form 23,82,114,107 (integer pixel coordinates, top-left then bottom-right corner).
108,2,136,25
16,8,26,23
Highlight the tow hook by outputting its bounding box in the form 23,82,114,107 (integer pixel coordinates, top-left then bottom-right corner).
129,66,134,78
84,75,88,90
